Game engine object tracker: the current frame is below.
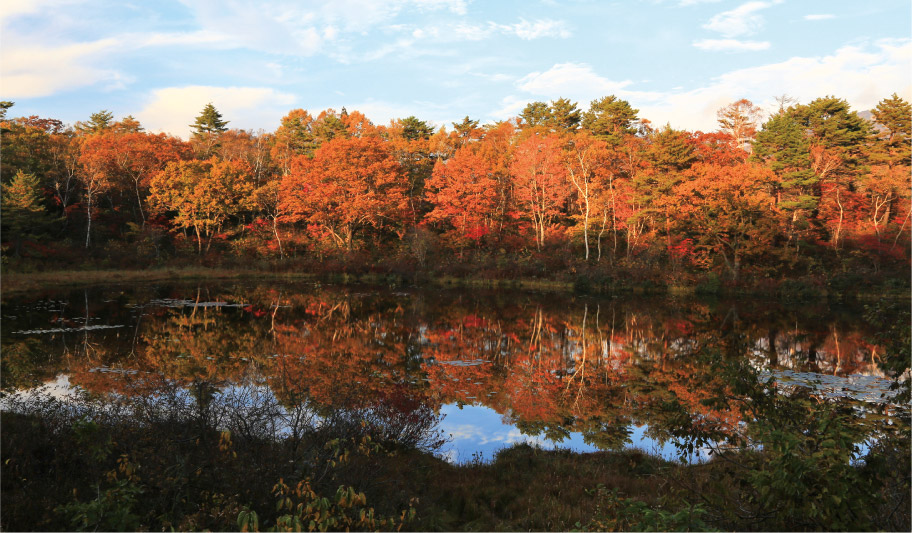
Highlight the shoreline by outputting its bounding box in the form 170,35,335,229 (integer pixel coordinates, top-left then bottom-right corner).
1,266,907,300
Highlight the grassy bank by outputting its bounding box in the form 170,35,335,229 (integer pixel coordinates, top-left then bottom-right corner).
3,264,908,304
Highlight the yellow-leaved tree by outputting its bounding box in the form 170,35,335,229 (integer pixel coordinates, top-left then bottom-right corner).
149,157,255,254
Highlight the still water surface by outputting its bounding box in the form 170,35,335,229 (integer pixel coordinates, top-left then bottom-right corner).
1,282,903,462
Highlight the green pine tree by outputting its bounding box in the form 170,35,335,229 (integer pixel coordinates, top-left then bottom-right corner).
1,170,55,256
519,101,551,129
76,110,114,135
582,95,639,143
871,93,912,168
547,97,581,132
190,103,229,156
399,116,433,141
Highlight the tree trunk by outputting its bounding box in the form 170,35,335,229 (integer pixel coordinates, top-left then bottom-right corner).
85,191,93,248
134,179,146,228
273,216,284,258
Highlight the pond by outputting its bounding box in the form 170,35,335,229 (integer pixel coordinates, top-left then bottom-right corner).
2,282,905,464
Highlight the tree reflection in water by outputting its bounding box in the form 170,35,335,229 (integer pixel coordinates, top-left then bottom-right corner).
2,283,904,455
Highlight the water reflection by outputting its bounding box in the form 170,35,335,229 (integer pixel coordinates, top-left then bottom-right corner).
1,283,905,462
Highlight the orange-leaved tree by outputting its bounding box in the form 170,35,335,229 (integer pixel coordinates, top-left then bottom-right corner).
510,134,570,250
674,162,780,281
425,147,499,248
279,137,407,251
149,158,255,254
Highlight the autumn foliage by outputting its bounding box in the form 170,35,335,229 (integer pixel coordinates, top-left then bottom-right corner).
1,95,909,282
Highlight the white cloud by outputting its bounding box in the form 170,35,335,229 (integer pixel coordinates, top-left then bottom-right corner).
693,38,771,51
0,0,79,24
804,14,835,21
175,0,325,55
452,22,492,41
174,0,472,54
515,62,633,99
703,1,774,37
0,38,123,98
412,0,468,15
491,62,661,121
447,18,571,42
640,39,912,131
498,40,912,133
493,19,571,40
134,86,297,138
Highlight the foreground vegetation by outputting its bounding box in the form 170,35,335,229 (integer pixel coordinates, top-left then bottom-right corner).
2,299,909,532
2,373,908,531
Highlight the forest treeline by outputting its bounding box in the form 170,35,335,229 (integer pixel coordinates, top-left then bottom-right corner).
1,94,909,285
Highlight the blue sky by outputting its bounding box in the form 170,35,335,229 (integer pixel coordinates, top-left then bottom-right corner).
2,0,909,138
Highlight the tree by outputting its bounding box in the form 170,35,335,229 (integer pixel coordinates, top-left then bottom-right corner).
113,115,144,134
0,101,13,121
582,96,639,142
451,116,482,147
217,128,273,184
149,158,255,254
78,133,120,247
674,163,780,281
79,131,189,227
425,148,499,247
75,110,114,135
565,132,610,260
1,115,65,184
388,120,436,225
716,99,763,152
547,98,581,133
341,110,379,139
752,112,815,250
519,102,551,129
272,109,316,175
646,126,698,260
312,109,350,145
280,138,407,250
870,93,912,169
253,180,286,258
510,134,571,249
1,170,55,256
648,126,696,172
864,94,912,245
190,103,229,156
794,97,872,247
398,116,433,141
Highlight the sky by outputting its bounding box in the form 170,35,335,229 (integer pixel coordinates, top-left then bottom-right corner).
2,0,910,138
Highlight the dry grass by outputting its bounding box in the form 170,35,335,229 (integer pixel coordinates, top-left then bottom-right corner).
0,268,317,294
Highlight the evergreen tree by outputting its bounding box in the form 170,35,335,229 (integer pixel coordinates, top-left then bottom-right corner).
75,110,114,135
793,96,871,171
871,93,912,167
582,95,639,143
0,101,13,120
190,103,229,156
313,111,350,144
1,170,55,256
649,126,696,172
547,97,581,133
452,116,481,145
753,112,816,211
190,103,229,136
519,101,551,129
399,116,433,141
